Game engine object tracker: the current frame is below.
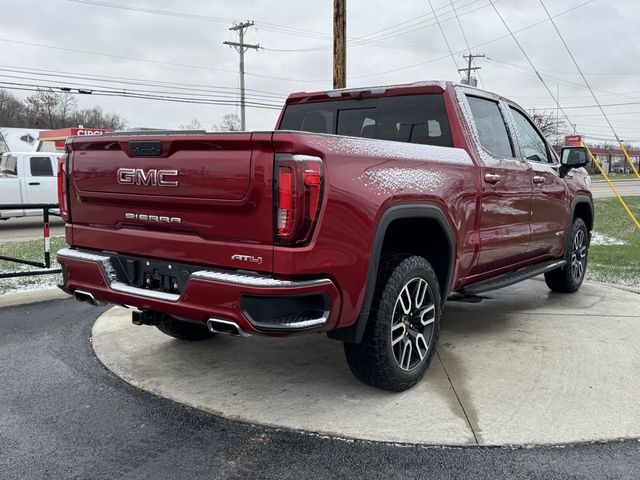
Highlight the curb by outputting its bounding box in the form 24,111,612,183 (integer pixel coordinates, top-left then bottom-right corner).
0,287,69,308
584,280,640,295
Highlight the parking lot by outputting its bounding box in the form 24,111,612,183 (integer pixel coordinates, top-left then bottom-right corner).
2,296,640,479
3,0,640,477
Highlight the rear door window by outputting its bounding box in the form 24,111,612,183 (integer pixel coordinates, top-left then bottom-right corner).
29,157,54,177
280,94,453,147
509,107,552,163
466,96,515,158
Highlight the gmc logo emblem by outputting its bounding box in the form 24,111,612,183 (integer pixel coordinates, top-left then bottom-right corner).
117,168,179,187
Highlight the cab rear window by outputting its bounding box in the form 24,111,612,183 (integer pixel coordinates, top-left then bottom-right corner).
279,94,453,147
0,155,18,175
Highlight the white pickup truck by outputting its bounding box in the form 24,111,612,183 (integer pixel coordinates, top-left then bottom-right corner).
0,152,63,220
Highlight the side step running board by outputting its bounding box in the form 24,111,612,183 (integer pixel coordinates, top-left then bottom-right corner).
462,260,566,296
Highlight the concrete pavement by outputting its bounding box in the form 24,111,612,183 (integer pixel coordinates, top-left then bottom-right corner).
0,287,67,308
92,278,640,447
0,216,65,242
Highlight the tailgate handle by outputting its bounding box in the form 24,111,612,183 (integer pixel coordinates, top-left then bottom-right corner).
130,141,163,157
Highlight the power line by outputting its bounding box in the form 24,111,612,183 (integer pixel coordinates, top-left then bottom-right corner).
540,99,640,110
4,0,594,89
349,0,479,43
70,0,494,55
487,0,573,127
348,0,592,81
263,0,495,54
451,0,472,55
0,73,284,107
450,0,485,88
349,0,498,46
565,111,640,118
426,0,459,72
486,57,640,103
537,0,623,144
0,38,325,85
0,81,282,110
68,0,332,41
0,67,286,101
69,0,470,49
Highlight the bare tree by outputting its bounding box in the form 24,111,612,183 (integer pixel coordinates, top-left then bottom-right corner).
212,113,241,132
528,109,569,146
0,90,26,127
0,88,126,130
179,118,204,130
25,89,61,128
70,106,126,130
58,93,78,126
99,111,127,130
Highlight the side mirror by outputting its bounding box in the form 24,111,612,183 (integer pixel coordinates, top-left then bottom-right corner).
559,147,590,178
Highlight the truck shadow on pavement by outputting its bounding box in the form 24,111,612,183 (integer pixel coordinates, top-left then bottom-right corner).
92,278,640,446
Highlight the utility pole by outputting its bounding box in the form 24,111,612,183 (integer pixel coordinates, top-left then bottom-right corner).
224,21,260,131
458,54,485,87
333,0,346,89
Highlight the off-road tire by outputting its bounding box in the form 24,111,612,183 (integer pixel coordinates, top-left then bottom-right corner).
545,217,589,293
155,315,215,341
344,255,441,392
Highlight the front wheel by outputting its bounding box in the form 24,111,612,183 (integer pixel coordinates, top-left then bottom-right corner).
344,255,441,392
545,217,589,293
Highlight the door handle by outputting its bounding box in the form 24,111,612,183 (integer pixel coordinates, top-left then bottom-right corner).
484,173,501,185
533,176,546,185
28,182,40,186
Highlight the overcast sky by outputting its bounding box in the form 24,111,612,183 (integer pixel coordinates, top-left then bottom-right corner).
1,0,639,143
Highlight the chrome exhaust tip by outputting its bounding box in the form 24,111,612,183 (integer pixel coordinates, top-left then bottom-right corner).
207,318,250,337
74,289,105,307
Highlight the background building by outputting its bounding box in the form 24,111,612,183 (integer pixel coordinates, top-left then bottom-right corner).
0,127,44,153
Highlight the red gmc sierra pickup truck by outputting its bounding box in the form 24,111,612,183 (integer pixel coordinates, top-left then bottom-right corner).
57,81,593,391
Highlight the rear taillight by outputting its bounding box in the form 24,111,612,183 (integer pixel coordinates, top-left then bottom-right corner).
57,155,69,222
275,154,324,246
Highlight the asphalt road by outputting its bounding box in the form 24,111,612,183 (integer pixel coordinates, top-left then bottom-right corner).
591,179,640,198
0,216,65,242
1,299,640,479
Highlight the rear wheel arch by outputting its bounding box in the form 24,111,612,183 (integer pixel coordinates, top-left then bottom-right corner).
328,204,456,344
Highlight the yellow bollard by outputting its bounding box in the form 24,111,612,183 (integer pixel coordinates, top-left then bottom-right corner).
582,141,640,230
617,141,640,182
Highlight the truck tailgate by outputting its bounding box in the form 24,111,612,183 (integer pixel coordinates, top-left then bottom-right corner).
67,132,275,272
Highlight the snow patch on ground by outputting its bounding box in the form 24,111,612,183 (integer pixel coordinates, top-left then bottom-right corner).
590,232,627,246
0,274,60,295
585,268,639,288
